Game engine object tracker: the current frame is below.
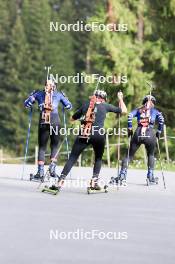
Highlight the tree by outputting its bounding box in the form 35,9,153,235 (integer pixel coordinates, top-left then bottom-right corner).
47,0,76,104
143,0,175,127
22,0,51,86
0,0,10,88
89,0,153,108
0,14,31,154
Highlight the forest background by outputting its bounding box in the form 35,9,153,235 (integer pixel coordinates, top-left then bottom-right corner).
0,0,174,168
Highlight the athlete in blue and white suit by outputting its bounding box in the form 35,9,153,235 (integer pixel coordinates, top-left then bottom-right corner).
24,79,72,180
111,95,164,185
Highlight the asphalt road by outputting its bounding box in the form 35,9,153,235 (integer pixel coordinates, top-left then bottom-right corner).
0,164,175,264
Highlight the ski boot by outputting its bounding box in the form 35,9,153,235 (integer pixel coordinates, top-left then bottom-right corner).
146,170,158,186
90,177,101,191
55,174,66,192
30,164,44,182
48,162,59,190
109,169,127,186
49,162,59,178
87,177,108,194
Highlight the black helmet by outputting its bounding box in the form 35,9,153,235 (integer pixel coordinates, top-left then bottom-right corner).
142,95,156,105
94,90,107,100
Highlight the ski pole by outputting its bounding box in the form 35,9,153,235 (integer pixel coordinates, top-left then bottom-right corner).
126,135,131,168
117,111,121,178
62,106,72,179
146,81,155,96
156,138,166,189
62,107,69,159
117,90,122,178
44,65,53,81
21,107,33,180
95,76,100,91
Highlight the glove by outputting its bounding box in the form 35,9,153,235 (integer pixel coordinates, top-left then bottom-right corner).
38,103,44,111
128,129,133,138
24,93,36,108
156,131,161,139
117,91,123,100
65,104,72,110
24,100,33,108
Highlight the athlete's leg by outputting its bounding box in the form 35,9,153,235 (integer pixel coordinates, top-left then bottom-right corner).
61,137,89,177
49,125,60,177
34,124,50,179
91,135,105,177
121,138,141,170
144,130,157,181
111,131,141,185
38,124,50,162
50,125,60,162
88,135,106,190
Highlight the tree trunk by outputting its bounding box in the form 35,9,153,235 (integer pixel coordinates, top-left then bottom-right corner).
107,0,116,24
137,14,144,42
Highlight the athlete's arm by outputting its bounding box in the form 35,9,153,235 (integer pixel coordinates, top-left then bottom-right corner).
105,91,127,114
60,93,72,110
72,101,89,121
128,109,138,129
24,90,39,108
156,110,164,134
117,91,127,114
71,107,83,121
105,104,122,114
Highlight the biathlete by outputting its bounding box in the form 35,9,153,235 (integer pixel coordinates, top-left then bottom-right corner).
49,89,127,192
110,95,164,185
24,79,72,181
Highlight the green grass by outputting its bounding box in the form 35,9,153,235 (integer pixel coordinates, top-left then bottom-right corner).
129,160,175,172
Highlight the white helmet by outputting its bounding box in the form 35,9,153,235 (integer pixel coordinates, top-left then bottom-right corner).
94,90,107,100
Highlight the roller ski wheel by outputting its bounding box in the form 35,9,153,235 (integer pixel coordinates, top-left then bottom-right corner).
41,185,60,195
104,185,108,193
119,179,127,187
155,177,159,184
30,173,33,181
115,178,127,187
87,185,108,195
146,178,150,186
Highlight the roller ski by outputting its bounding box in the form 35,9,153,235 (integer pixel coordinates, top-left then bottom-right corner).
146,170,158,186
42,172,65,195
41,162,60,195
30,164,45,182
109,176,127,187
87,178,108,194
42,176,60,195
109,169,127,187
42,183,59,195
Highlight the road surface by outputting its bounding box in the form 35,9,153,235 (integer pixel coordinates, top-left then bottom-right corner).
0,164,174,264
